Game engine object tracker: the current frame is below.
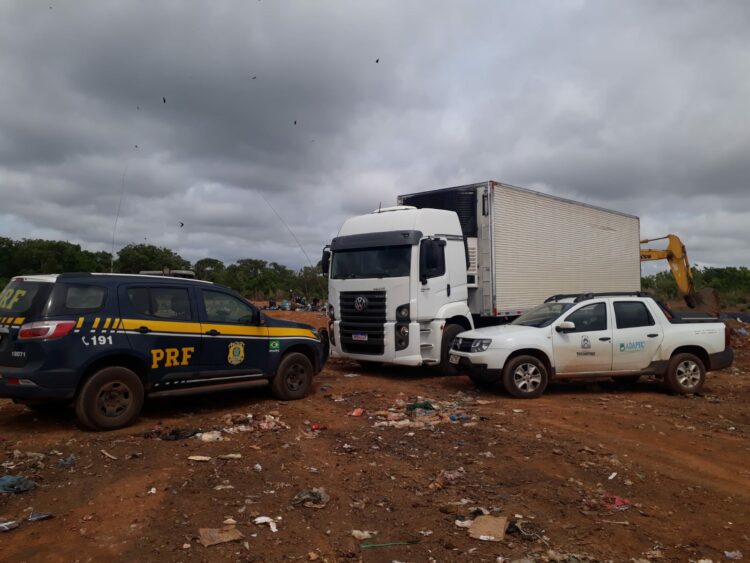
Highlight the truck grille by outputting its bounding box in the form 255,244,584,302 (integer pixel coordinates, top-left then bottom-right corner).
339,291,386,355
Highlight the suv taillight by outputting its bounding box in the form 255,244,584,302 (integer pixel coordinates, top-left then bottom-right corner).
18,320,76,341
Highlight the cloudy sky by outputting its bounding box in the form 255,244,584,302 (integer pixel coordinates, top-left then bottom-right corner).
0,1,748,271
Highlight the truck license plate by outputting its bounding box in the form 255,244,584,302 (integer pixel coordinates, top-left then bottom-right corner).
352,333,368,342
449,354,460,365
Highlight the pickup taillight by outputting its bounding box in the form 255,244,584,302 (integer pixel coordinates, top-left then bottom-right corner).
18,320,76,341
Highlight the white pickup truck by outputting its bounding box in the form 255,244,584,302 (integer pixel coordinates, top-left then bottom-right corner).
449,292,733,398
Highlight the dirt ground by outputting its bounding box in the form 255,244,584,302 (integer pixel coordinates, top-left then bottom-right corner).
1,310,748,562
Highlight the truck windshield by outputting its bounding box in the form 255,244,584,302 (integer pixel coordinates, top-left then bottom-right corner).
331,246,411,279
511,302,573,328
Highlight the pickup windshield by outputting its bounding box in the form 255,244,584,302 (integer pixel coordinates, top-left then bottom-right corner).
511,302,573,327
331,246,411,279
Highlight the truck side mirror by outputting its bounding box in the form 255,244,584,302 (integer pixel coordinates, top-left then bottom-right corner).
556,321,575,333
419,238,446,284
321,247,331,277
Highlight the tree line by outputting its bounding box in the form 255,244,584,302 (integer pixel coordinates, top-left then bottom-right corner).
3,236,748,309
0,238,326,300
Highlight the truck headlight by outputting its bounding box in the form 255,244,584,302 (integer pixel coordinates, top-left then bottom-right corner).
398,325,409,337
470,339,492,353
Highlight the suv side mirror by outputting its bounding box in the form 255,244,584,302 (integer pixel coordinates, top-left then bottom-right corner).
556,321,575,333
321,247,331,277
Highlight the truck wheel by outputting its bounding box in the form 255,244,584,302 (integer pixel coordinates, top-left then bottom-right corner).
272,352,313,400
502,355,548,399
75,367,144,431
439,324,465,376
665,353,705,394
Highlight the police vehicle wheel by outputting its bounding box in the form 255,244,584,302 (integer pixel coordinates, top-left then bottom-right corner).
75,367,144,431
272,353,313,400
439,324,465,376
502,355,548,399
665,353,705,394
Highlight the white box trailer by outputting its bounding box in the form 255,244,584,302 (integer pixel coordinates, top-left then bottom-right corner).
398,181,641,320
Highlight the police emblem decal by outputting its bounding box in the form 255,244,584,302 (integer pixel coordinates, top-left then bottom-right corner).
227,341,245,365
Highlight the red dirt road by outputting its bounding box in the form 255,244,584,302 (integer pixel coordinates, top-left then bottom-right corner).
0,311,748,562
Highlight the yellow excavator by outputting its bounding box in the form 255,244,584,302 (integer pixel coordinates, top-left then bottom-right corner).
640,234,720,313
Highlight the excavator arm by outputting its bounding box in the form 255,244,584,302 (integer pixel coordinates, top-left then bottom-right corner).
640,234,697,305
640,234,718,312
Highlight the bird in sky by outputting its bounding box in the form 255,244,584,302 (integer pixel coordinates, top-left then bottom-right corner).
163,97,166,104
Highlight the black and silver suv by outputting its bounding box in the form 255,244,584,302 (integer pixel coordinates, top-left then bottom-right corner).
0,273,327,430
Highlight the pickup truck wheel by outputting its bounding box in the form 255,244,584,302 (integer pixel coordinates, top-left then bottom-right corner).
75,367,144,431
439,324,465,376
502,355,548,399
665,353,705,394
272,352,313,400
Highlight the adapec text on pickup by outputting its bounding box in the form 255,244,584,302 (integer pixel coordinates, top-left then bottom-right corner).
449,292,733,398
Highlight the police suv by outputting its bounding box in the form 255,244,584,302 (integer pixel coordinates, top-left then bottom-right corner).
0,273,327,430
450,292,733,398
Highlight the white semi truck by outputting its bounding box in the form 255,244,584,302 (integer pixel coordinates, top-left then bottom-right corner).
323,181,642,372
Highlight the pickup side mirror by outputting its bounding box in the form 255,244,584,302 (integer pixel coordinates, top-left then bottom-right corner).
556,321,575,333
321,247,331,277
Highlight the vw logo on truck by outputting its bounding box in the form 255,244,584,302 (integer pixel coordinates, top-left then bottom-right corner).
354,296,369,312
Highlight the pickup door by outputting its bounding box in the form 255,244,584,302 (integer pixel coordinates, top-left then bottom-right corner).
610,300,664,371
552,300,613,373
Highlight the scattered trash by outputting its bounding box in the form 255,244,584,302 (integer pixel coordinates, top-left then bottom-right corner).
360,540,419,549
406,401,435,411
308,552,320,560
58,454,76,468
292,487,330,509
608,472,618,480
198,525,244,547
199,431,224,442
319,384,332,392
100,449,117,460
351,529,377,540
429,467,466,490
213,484,234,491
0,475,37,493
0,520,19,532
254,516,279,533
28,512,53,522
218,453,242,460
725,551,743,560
223,518,237,525
147,487,157,495
468,515,508,541
455,519,473,529
253,463,262,472
153,427,199,441
188,456,212,462
343,373,361,378
512,409,525,414
418,530,433,536
603,494,632,511
449,414,471,422
309,423,325,431
350,408,364,417
182,543,191,549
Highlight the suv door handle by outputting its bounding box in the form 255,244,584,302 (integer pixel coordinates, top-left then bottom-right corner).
206,329,221,336
647,333,660,338
138,326,150,334
599,337,611,342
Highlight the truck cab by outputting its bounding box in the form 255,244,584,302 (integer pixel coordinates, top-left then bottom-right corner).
324,206,473,371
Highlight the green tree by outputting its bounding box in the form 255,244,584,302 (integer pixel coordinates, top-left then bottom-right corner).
194,258,226,283
116,244,190,274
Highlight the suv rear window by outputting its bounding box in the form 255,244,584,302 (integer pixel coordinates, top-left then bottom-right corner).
46,283,107,316
127,287,192,321
0,279,53,318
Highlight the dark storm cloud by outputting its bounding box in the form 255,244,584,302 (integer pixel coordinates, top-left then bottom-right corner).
0,0,748,269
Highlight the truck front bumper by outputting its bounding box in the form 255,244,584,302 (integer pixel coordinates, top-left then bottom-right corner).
329,321,424,366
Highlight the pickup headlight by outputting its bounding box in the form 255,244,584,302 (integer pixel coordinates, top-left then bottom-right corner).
470,339,492,353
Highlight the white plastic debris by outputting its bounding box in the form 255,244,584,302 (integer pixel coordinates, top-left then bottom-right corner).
351,529,376,540
254,516,278,533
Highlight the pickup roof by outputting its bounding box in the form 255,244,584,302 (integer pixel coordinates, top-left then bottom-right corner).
449,293,733,398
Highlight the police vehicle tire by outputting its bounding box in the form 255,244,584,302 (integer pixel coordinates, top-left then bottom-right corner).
665,352,706,394
502,355,548,399
272,352,313,401
75,366,145,431
439,324,465,376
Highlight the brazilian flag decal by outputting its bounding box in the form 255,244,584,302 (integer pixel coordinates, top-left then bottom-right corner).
269,339,280,352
